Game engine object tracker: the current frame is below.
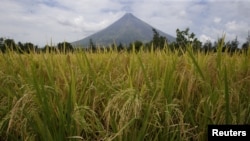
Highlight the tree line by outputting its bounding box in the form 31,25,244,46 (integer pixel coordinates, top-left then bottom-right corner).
0,28,249,54
0,38,73,54
84,28,250,54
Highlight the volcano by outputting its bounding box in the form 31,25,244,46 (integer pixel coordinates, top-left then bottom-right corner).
72,13,175,47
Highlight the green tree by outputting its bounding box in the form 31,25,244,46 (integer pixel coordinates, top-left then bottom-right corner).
117,42,124,52
18,42,24,50
18,42,37,53
57,42,74,53
89,39,96,51
225,37,239,54
202,40,214,53
129,40,143,52
0,38,4,52
1,38,17,52
242,42,249,53
214,37,226,52
24,42,37,53
175,28,202,51
242,31,250,53
151,28,167,50
0,38,4,45
43,45,57,53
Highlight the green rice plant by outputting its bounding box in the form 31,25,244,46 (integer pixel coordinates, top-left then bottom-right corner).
0,43,249,141
224,66,230,124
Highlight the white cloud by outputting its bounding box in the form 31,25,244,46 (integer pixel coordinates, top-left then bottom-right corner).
214,17,221,23
199,34,215,43
226,21,248,32
179,10,187,17
0,0,249,47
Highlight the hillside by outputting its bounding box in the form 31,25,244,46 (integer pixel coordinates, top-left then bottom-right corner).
72,13,175,47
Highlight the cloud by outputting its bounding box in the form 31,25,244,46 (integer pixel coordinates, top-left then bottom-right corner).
199,34,215,43
0,0,249,47
214,17,221,23
190,0,250,45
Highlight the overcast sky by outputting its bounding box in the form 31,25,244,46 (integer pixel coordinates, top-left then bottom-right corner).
0,0,249,47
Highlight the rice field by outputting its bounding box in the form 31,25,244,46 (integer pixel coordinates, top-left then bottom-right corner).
0,45,250,141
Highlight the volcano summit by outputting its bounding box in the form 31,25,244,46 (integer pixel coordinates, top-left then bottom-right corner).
72,13,175,47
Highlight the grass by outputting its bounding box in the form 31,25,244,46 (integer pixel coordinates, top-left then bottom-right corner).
0,45,250,141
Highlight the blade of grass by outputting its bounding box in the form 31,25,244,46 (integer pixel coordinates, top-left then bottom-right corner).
186,47,205,81
224,66,230,124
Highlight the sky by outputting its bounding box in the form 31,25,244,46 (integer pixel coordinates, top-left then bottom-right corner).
0,0,249,47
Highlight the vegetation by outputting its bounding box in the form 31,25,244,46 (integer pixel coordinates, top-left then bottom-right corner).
0,28,249,53
0,29,250,140
0,38,73,54
0,39,250,140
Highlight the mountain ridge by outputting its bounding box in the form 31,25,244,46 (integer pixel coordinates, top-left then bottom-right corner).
72,13,175,47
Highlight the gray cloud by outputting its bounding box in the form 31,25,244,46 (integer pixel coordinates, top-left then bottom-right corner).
0,0,249,47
